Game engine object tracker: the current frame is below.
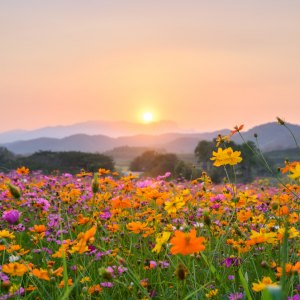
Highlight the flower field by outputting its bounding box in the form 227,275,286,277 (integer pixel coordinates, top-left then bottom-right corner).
1,143,300,299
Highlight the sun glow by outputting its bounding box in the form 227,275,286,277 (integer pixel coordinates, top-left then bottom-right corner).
143,112,154,123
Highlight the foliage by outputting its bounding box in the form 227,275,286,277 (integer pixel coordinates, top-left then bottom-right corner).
0,147,17,171
129,150,196,179
0,150,115,174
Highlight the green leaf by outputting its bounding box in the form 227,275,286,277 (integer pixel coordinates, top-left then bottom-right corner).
200,253,221,283
238,268,253,300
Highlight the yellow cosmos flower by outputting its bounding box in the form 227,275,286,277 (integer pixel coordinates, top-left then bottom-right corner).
164,197,185,214
247,229,277,246
0,230,15,239
80,276,90,283
289,163,300,180
205,288,218,298
152,231,171,253
252,277,277,292
210,147,242,167
277,227,299,240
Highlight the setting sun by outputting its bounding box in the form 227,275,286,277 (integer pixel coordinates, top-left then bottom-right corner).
143,112,154,123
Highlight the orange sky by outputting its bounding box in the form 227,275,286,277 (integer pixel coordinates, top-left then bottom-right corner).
1,1,300,132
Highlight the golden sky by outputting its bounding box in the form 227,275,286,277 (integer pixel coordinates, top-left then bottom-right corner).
1,1,300,132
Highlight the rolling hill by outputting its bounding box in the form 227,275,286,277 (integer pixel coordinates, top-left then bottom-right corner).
1,122,299,155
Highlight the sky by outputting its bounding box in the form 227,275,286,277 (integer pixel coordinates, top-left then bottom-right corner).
1,1,300,133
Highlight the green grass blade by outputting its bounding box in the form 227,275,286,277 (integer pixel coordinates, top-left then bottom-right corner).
238,268,253,300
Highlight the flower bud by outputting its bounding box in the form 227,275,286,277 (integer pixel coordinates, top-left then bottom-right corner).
203,212,211,226
276,117,285,125
8,183,21,199
175,263,188,280
92,173,99,194
98,267,113,280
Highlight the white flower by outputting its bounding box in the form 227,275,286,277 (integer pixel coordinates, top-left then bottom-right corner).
9,255,20,262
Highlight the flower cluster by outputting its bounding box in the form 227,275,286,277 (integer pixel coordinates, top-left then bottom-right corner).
0,155,299,299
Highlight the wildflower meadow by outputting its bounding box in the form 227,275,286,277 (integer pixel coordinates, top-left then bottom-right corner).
1,123,300,300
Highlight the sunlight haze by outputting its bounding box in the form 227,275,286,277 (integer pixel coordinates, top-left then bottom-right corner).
1,1,300,132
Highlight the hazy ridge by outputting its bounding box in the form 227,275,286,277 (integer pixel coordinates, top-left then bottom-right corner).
1,121,299,155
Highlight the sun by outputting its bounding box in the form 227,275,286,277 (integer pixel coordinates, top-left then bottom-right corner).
143,112,154,123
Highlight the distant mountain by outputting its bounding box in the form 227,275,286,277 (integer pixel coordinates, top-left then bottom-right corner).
231,122,300,152
1,122,299,155
1,130,230,155
0,120,180,143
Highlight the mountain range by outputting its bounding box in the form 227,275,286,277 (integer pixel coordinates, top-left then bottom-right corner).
0,121,299,155
0,120,180,143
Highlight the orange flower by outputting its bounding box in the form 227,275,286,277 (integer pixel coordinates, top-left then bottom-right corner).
278,206,289,216
2,262,28,276
32,268,50,281
170,229,205,255
111,197,131,209
52,267,64,277
281,161,299,174
237,210,252,222
16,166,30,175
26,285,37,291
76,170,93,178
7,245,21,253
30,225,47,234
293,262,300,273
98,168,110,175
52,240,71,258
276,262,300,277
69,240,88,254
58,278,73,288
88,284,102,295
78,226,97,243
126,221,149,234
107,224,119,232
230,124,244,136
76,214,91,225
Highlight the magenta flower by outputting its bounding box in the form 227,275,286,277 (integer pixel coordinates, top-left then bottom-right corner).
100,282,114,288
2,210,20,224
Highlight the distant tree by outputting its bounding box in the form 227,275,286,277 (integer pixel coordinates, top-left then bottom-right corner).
130,150,158,172
194,140,215,171
174,160,193,180
19,151,115,174
151,153,179,177
0,147,17,171
130,151,193,179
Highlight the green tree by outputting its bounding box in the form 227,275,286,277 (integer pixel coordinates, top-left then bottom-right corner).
0,147,17,171
130,151,193,179
19,151,115,174
194,140,215,171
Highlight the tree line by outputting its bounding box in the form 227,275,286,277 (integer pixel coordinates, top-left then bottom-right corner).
0,148,114,174
0,139,274,182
